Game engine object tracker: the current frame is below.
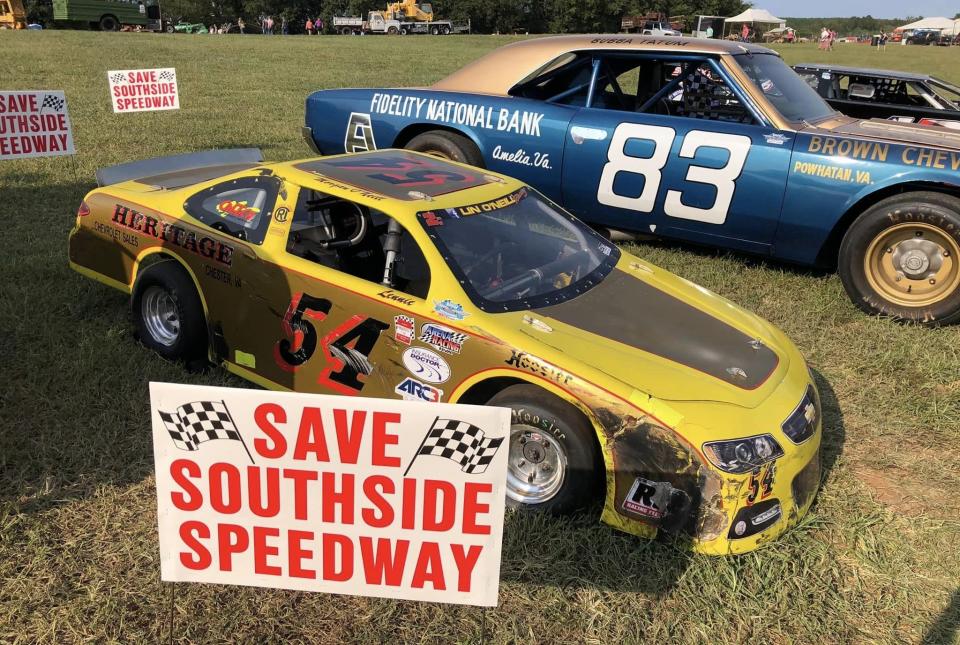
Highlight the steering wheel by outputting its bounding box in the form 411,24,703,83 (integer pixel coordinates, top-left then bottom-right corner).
321,203,371,250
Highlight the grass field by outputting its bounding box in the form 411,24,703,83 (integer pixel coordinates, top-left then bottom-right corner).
1,32,959,643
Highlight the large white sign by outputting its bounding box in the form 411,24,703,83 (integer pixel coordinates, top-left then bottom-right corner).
0,91,75,160
108,68,180,113
151,382,510,607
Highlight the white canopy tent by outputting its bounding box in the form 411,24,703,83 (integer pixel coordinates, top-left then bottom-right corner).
724,8,785,38
897,16,959,35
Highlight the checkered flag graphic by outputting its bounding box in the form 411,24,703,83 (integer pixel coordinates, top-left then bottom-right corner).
158,70,176,81
158,400,245,453
409,418,503,475
109,72,127,84
40,94,65,113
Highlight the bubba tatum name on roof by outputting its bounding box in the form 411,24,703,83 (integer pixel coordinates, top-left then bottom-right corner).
370,92,544,137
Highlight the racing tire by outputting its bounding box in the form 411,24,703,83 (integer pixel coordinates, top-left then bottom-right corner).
487,385,603,513
838,191,960,325
99,14,119,31
405,130,484,167
131,261,208,363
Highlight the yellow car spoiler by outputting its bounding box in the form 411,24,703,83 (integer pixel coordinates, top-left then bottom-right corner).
96,148,264,188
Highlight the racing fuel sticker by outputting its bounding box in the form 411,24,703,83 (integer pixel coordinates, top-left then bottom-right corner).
368,93,545,137
622,476,668,520
402,347,450,384
394,377,443,402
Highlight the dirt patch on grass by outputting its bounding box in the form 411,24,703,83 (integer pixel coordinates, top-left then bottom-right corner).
855,465,958,519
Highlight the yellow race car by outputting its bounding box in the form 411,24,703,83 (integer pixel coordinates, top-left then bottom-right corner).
68,148,821,554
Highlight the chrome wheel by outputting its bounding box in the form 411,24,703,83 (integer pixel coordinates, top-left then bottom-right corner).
506,425,567,504
141,286,180,347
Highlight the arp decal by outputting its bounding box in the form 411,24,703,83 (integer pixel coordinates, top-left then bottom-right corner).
393,314,414,345
402,346,450,384
274,293,388,395
745,462,776,506
111,204,234,266
505,350,573,385
344,112,377,153
394,377,443,402
419,323,466,355
433,299,469,321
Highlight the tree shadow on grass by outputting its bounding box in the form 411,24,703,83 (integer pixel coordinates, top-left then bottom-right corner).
923,588,960,645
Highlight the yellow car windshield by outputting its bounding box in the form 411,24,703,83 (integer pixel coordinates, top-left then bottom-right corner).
418,187,619,312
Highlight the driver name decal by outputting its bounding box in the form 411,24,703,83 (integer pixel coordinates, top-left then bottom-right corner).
369,93,544,137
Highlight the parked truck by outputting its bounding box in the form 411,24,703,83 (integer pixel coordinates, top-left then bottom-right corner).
333,1,469,35
52,0,162,31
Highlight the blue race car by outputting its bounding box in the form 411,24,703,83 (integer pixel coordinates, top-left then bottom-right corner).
304,35,960,325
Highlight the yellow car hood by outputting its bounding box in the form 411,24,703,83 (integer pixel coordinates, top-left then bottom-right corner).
524,268,791,409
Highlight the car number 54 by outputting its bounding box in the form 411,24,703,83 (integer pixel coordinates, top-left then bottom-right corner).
597,123,751,225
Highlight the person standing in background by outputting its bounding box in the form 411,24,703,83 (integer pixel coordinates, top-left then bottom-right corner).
879,30,888,50
315,16,323,34
305,17,313,35
238,16,245,33
281,16,288,34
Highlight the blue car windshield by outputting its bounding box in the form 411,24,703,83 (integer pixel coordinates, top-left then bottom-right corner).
418,188,619,312
735,53,837,123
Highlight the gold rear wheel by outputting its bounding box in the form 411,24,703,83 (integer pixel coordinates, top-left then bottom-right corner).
864,222,960,307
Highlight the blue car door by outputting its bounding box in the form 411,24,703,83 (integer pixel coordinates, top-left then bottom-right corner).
559,54,794,255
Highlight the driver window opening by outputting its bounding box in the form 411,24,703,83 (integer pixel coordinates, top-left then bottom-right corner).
286,189,431,299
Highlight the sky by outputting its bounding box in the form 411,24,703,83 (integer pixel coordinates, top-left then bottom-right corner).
761,0,958,19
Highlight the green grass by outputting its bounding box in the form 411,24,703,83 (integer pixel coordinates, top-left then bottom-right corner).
1,32,959,643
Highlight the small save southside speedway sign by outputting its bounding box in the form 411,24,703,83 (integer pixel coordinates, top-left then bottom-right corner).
0,91,74,159
108,68,179,113
151,383,510,607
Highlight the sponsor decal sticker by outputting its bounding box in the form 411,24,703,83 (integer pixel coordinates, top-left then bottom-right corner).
217,199,260,222
419,323,466,355
369,92,545,137
394,315,415,345
274,206,289,223
622,477,666,520
394,377,443,402
110,203,234,266
763,133,790,146
505,350,572,385
433,299,469,321
402,346,450,384
448,188,527,218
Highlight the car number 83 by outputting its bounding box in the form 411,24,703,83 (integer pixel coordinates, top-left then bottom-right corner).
597,123,752,225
